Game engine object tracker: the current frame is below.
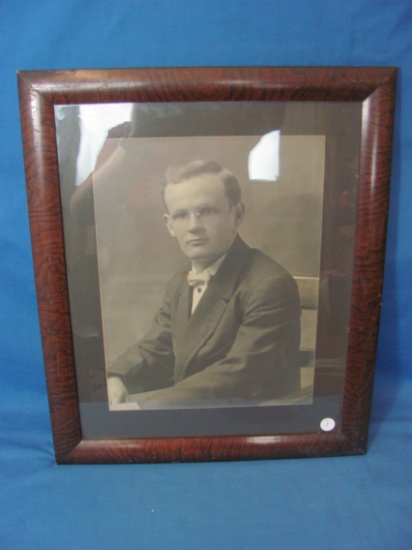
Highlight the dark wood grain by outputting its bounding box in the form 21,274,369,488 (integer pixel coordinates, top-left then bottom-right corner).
19,67,393,104
341,69,397,449
18,67,397,463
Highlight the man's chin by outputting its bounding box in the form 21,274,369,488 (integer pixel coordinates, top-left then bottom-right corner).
184,245,210,259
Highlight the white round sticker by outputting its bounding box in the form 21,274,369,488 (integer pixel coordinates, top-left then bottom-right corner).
320,418,336,432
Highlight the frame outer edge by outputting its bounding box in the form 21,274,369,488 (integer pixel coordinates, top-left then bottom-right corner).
342,69,397,451
17,67,397,463
17,72,83,461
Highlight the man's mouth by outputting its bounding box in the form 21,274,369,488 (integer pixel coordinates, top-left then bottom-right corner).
187,238,208,246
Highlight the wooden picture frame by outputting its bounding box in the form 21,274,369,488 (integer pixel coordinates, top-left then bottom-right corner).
18,67,397,463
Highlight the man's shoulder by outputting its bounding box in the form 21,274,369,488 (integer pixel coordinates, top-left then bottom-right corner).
225,237,299,300
244,245,294,282
239,247,300,310
226,235,291,276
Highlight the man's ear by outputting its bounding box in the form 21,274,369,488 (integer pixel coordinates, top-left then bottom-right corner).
164,213,176,237
234,203,245,226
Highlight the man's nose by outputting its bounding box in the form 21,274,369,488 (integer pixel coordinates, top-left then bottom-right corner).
188,212,203,231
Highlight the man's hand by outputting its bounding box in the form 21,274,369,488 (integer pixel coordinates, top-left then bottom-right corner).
107,376,129,406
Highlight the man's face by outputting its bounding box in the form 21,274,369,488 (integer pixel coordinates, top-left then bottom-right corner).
163,173,244,271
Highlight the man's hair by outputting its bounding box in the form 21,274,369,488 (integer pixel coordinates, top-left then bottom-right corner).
163,160,242,207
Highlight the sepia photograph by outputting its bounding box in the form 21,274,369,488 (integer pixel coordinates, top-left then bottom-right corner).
93,134,324,410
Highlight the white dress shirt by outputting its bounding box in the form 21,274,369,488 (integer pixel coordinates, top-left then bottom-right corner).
188,255,227,313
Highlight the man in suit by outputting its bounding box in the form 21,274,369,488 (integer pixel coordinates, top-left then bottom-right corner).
107,160,301,407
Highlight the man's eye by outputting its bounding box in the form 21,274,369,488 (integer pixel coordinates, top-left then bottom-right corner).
198,207,215,216
173,212,189,220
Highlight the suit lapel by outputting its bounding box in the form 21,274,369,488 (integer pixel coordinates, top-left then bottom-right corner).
174,236,251,380
174,280,191,345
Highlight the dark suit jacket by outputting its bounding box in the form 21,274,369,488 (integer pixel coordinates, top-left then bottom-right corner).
109,236,301,403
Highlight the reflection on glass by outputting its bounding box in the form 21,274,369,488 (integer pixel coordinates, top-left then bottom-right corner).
54,101,361,438
248,130,280,181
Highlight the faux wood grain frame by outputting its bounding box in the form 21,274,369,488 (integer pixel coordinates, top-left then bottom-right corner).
18,67,397,463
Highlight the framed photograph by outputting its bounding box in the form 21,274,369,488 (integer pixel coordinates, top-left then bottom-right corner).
18,67,396,463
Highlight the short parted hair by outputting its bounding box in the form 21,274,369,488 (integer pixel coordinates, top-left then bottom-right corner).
163,160,242,208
